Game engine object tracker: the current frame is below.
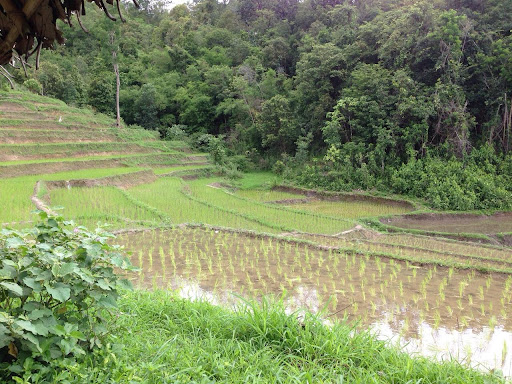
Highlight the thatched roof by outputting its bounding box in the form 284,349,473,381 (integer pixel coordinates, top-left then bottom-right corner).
0,0,138,67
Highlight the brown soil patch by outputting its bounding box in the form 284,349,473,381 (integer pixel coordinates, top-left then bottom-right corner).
182,155,208,161
0,124,106,131
175,161,210,167
501,235,512,247
0,159,124,178
382,212,512,235
0,147,156,162
270,198,313,204
1,113,59,121
207,182,234,190
0,133,118,144
0,103,30,113
45,170,157,190
273,185,415,210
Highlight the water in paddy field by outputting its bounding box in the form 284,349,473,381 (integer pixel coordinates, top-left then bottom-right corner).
117,228,512,378
384,212,512,235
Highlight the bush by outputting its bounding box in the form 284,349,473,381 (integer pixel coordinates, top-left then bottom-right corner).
391,155,512,211
0,213,134,382
164,124,187,141
272,160,286,175
23,79,42,95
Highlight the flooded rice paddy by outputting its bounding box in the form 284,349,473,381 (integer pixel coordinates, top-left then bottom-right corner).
383,212,512,235
117,227,512,377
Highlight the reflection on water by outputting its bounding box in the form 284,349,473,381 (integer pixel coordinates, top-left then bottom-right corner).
117,228,512,378
150,275,512,378
374,322,512,378
286,285,512,377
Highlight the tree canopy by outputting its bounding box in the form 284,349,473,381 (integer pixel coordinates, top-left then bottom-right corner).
4,0,512,210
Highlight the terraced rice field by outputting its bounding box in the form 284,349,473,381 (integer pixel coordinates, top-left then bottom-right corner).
1,90,512,376
383,212,512,235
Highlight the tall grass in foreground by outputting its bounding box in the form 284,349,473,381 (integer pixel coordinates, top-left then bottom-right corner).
74,290,503,383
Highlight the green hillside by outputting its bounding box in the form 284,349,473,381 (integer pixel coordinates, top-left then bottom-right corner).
0,91,510,382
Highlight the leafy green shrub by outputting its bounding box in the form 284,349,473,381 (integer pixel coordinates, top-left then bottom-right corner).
391,155,512,210
23,79,42,95
272,160,286,175
296,148,512,211
218,163,243,180
0,213,134,382
164,124,187,141
228,155,250,172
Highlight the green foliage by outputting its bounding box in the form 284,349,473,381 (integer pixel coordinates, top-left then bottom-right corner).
13,0,512,209
67,290,501,383
134,83,161,130
22,79,42,95
257,95,298,155
87,74,115,115
163,124,187,140
391,152,512,211
0,213,134,382
36,63,66,101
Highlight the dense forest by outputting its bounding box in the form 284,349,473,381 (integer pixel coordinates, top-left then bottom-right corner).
7,0,512,211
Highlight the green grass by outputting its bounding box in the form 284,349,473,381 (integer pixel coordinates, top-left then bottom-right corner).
70,290,502,383
0,168,144,223
0,142,162,158
127,178,274,232
0,152,184,166
153,164,213,175
188,178,354,234
291,200,412,219
0,129,118,142
0,90,65,106
236,189,303,202
235,171,283,190
50,186,161,226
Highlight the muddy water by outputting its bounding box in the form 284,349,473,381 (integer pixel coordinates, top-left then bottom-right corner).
117,228,512,377
383,212,512,234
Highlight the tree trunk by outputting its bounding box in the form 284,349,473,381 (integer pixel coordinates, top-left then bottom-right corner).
110,31,121,128
114,59,121,128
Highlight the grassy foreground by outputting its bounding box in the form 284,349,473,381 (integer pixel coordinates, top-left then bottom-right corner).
70,291,501,384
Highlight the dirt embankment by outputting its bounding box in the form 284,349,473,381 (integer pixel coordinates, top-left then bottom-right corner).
0,131,119,144
500,235,512,246
381,212,512,235
0,159,125,178
0,146,157,162
270,198,313,205
273,186,415,209
45,170,157,190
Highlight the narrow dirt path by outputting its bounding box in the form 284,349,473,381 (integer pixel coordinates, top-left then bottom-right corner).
31,181,56,215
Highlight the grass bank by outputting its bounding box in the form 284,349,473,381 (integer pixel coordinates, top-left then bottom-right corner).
71,290,503,383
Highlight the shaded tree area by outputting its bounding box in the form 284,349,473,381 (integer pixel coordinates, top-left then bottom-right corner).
8,0,512,209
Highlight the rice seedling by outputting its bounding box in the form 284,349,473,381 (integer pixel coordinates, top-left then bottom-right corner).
2,91,512,378
0,142,162,161
187,177,354,234
128,178,275,233
291,199,412,219
0,167,146,224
